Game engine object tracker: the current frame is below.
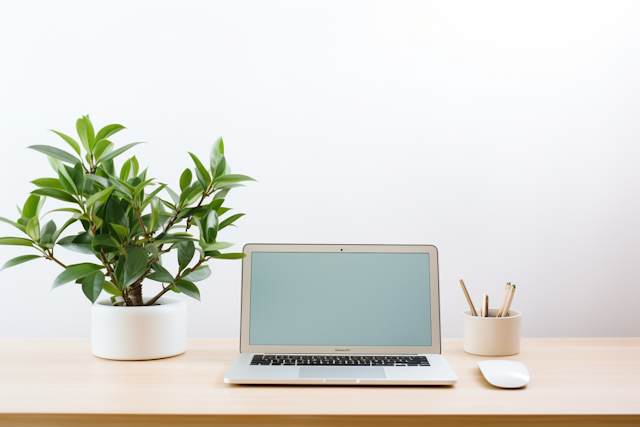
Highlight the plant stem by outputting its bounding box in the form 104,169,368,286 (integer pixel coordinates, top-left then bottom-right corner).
47,254,67,269
144,285,172,306
185,192,208,231
122,287,134,306
135,208,149,240
99,250,118,288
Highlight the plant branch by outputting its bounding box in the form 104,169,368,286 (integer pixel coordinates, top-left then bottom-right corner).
184,192,208,231
46,251,67,269
99,250,118,287
144,285,172,306
122,287,134,306
135,208,149,240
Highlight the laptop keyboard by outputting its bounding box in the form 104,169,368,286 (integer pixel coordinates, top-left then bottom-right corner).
250,355,430,366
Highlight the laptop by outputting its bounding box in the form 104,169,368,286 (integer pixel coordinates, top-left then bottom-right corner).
224,244,457,385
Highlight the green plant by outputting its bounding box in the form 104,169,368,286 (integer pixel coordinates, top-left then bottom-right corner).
0,115,254,306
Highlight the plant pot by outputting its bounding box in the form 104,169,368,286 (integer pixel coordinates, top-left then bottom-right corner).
91,297,187,360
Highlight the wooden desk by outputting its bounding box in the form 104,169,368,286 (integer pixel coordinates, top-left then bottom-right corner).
0,338,638,426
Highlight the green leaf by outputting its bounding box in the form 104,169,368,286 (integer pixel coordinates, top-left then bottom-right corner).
44,207,82,217
0,237,34,247
31,188,77,204
210,252,246,260
205,210,218,243
103,281,121,296
166,186,181,206
52,263,103,290
209,198,225,212
177,240,195,271
57,232,95,254
214,183,246,190
57,168,78,195
86,186,115,208
200,241,234,251
188,152,211,190
111,224,128,239
23,195,41,219
98,142,145,162
129,179,154,201
210,137,224,170
213,174,256,186
149,198,160,232
131,156,139,177
93,139,113,160
147,262,174,284
39,219,56,244
92,233,121,253
95,124,125,143
76,115,95,152
28,145,80,164
103,197,128,236
123,246,149,288
26,217,40,241
213,155,226,180
31,178,65,191
102,159,116,176
153,234,197,245
84,173,111,189
213,188,229,200
181,265,211,282
179,169,192,192
66,163,85,193
174,280,200,301
217,207,231,216
0,216,27,233
145,243,159,257
120,158,131,181
82,271,105,304
219,213,244,230
0,254,42,271
52,218,78,242
50,130,82,156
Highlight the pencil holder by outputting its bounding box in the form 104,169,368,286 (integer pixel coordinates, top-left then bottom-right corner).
462,309,521,356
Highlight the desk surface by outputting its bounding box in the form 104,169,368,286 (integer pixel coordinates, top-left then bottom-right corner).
1,337,638,426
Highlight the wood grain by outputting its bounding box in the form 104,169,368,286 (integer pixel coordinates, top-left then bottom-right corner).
0,338,638,426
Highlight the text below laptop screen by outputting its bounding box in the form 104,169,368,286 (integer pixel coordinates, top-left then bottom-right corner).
249,252,432,346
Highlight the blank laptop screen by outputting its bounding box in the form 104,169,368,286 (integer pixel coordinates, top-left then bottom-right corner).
248,252,432,346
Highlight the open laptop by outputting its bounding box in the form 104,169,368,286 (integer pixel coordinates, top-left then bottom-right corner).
224,244,457,385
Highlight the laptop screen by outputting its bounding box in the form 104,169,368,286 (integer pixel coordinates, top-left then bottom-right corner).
248,252,432,346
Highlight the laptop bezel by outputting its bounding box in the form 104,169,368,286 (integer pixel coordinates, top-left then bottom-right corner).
239,244,442,355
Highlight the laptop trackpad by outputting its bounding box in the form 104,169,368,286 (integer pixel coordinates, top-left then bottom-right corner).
299,367,386,379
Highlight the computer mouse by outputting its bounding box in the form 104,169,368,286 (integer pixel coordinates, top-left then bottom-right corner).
477,360,530,389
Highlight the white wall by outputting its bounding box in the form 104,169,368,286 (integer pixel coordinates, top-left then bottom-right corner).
0,0,638,339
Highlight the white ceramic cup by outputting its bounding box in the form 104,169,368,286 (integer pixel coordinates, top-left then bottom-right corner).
462,308,521,356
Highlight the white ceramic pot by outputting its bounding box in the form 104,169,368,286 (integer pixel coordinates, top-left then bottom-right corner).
91,297,187,360
462,308,521,356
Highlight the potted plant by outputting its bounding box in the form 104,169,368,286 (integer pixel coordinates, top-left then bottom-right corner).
0,115,254,360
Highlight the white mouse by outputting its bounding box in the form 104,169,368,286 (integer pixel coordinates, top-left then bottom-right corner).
477,360,530,389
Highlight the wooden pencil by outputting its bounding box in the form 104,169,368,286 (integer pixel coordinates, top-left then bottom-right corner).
501,284,516,317
496,283,512,317
481,293,488,317
459,279,477,316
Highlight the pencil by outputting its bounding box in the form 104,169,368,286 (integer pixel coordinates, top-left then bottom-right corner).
459,279,478,316
501,284,516,317
481,293,488,317
496,283,512,317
